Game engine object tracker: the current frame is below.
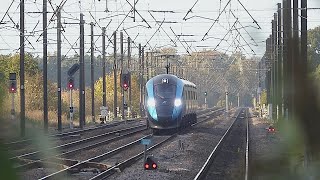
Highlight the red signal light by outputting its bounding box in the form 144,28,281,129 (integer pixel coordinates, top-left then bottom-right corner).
152,163,157,169
9,81,17,93
268,126,275,132
144,156,157,170
68,77,74,90
123,83,128,91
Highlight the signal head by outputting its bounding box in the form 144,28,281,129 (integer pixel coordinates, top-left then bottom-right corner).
9,81,17,93
68,77,74,90
144,156,157,170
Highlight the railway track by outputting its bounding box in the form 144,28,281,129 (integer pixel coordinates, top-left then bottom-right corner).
87,108,225,180
12,124,148,167
14,108,224,179
194,108,249,180
6,108,214,150
5,119,144,150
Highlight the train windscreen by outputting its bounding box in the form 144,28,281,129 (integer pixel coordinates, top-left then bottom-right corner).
154,84,176,99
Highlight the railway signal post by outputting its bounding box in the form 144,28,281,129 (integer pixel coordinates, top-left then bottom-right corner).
141,138,152,165
67,63,79,129
204,91,207,109
225,91,229,112
68,76,75,129
9,73,17,121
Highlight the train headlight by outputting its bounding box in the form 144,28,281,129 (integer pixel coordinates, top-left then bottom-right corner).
147,98,156,107
174,99,182,107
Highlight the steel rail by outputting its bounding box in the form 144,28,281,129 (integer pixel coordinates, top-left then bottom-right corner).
193,108,244,180
5,119,142,147
39,134,153,180
245,108,249,180
90,108,225,179
10,124,146,161
15,127,148,170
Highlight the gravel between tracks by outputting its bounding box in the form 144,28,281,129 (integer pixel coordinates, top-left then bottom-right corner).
248,108,282,179
108,109,238,180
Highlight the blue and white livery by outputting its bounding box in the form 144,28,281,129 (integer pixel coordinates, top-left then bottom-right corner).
145,74,198,130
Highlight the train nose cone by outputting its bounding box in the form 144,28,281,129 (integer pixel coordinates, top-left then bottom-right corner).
156,105,173,117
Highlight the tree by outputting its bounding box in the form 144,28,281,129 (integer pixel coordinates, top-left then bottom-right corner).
94,72,140,113
308,26,320,71
0,53,39,78
261,89,268,105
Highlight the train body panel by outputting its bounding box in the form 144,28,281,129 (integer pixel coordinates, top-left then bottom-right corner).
145,74,198,130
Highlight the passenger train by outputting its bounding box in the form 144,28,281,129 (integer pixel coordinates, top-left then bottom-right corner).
145,74,198,131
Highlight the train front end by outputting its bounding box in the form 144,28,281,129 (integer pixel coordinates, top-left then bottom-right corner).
145,74,184,130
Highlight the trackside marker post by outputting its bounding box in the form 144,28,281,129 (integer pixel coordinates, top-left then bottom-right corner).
141,138,151,163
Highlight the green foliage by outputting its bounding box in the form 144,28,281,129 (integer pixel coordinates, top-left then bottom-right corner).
308,26,320,71
94,72,140,113
216,99,225,107
0,54,60,112
24,73,59,111
313,64,320,81
261,89,268,105
0,53,40,78
0,61,18,179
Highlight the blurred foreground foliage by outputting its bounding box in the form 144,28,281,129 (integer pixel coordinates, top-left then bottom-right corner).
0,64,18,179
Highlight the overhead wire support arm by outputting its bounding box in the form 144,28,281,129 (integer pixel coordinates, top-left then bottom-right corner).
144,19,165,48
230,10,258,46
233,25,256,55
36,0,68,42
183,0,200,21
0,0,15,24
202,0,232,41
170,27,191,56
122,29,139,49
125,0,151,28
89,12,114,47
148,11,177,47
213,19,238,51
236,0,261,29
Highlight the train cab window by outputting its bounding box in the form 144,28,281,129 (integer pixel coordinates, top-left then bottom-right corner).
154,84,176,98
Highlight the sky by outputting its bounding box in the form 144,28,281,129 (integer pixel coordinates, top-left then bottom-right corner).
0,0,320,58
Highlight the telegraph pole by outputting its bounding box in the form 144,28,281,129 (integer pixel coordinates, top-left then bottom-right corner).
146,52,149,80
20,0,25,137
286,0,293,119
266,37,272,118
102,27,106,107
128,37,132,115
293,0,299,115
274,13,279,120
271,19,276,120
57,7,62,131
43,0,48,133
277,3,283,119
301,0,307,75
79,13,85,128
141,47,145,117
300,0,310,168
113,31,117,118
90,22,95,123
120,31,125,120
282,0,289,119
139,44,142,117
